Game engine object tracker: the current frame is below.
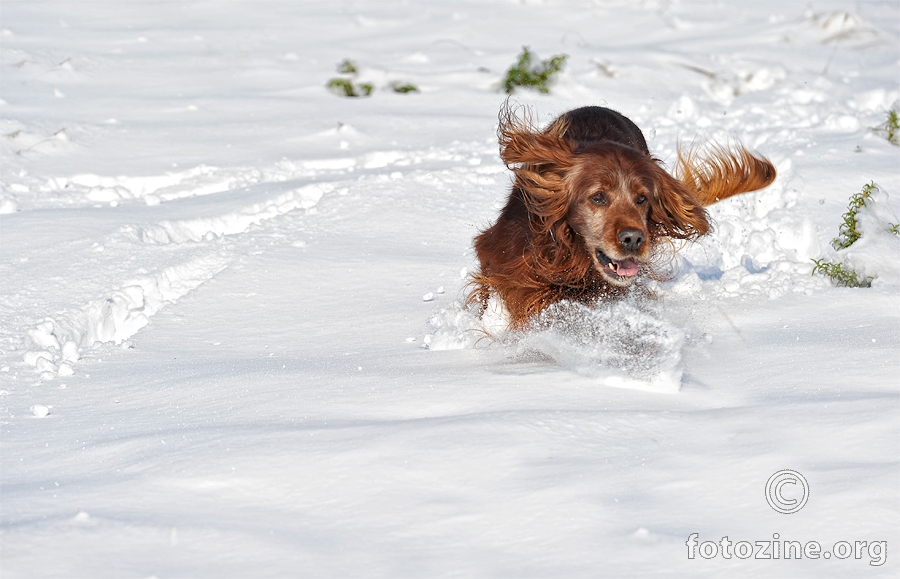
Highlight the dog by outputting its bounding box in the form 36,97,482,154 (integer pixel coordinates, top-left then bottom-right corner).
469,104,776,329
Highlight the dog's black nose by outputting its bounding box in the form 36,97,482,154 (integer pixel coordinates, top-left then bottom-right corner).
618,228,645,252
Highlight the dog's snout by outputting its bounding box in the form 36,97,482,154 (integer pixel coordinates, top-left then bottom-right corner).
618,228,645,252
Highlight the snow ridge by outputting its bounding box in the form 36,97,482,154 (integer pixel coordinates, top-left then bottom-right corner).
16,171,346,379
23,253,231,380
138,184,330,244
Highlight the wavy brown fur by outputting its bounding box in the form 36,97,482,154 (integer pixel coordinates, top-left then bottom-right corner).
676,144,777,205
469,104,776,329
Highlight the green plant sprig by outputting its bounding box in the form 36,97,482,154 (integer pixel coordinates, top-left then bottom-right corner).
832,181,877,250
874,109,899,146
502,47,568,95
811,259,874,288
812,181,890,288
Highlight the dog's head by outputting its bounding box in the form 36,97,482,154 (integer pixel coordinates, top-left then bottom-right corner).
564,142,712,285
499,110,711,286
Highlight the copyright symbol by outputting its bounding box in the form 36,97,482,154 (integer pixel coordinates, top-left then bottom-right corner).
765,469,809,514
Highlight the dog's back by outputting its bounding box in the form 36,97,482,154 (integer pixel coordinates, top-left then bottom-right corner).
546,106,649,155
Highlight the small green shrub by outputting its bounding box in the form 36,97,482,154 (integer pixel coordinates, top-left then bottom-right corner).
327,59,417,97
326,77,373,98
811,259,873,288
502,46,567,94
337,58,358,74
390,81,419,94
874,109,899,146
832,181,877,250
327,58,372,98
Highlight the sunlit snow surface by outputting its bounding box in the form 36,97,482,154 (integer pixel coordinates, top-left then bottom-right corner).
1,1,898,577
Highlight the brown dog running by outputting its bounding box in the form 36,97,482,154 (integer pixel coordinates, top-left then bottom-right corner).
469,104,776,328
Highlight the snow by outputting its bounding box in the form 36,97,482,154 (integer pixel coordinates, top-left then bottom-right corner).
1,0,898,577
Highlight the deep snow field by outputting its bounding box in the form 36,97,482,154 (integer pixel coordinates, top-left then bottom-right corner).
1,1,899,577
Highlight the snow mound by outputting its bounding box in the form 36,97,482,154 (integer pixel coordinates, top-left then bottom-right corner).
817,185,900,289
797,10,881,47
672,165,833,300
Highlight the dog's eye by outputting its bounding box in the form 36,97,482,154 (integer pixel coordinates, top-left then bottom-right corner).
590,193,608,206
635,194,647,205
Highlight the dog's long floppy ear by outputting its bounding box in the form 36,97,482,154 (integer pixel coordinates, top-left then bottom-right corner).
647,164,711,241
498,104,576,175
497,104,579,224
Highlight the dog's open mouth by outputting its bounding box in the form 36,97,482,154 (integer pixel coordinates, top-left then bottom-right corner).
596,249,640,278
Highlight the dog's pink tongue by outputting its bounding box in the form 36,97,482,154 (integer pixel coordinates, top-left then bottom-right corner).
612,258,639,277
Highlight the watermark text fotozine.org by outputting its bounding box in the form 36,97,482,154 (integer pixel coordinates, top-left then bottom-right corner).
685,533,887,566
684,470,887,567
